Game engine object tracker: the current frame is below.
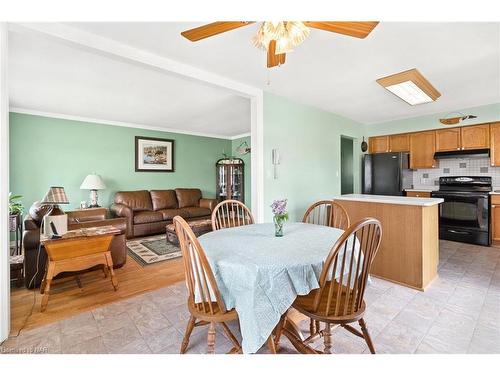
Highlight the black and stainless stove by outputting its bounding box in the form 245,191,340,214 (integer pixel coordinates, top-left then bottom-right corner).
431,176,491,246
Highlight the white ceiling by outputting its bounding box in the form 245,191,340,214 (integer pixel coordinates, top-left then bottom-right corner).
8,30,251,138
67,21,500,124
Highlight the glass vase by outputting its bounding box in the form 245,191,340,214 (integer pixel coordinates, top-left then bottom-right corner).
274,215,284,237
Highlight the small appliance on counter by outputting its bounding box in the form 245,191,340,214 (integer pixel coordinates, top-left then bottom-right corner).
362,152,413,196
431,176,491,246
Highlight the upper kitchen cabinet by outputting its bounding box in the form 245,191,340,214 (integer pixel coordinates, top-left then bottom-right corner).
490,122,500,166
461,124,490,150
436,128,461,152
410,131,437,169
369,136,389,153
389,133,409,152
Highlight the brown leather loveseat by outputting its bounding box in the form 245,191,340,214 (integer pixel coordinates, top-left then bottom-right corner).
110,188,217,238
23,205,127,289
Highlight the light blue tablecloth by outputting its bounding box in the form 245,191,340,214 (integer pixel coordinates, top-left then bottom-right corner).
198,222,347,353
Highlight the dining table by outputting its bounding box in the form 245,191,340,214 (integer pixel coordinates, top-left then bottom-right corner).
198,221,359,354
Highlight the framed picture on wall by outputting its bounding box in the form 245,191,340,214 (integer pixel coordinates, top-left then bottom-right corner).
135,136,175,172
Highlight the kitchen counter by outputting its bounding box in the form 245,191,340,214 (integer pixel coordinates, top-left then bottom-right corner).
335,194,440,290
336,194,443,207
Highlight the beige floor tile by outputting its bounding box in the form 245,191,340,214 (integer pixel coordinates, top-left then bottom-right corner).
95,311,134,335
108,338,152,354
144,325,184,353
62,336,108,354
416,323,472,354
366,293,409,320
447,286,486,310
392,295,443,333
60,321,100,348
101,325,142,352
371,320,425,354
468,323,500,354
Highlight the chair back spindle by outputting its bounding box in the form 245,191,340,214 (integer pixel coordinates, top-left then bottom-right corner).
313,218,382,318
303,200,350,230
174,216,227,315
211,200,254,231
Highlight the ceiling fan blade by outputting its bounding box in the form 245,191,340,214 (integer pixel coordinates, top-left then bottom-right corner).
267,40,286,68
181,21,254,41
303,21,379,39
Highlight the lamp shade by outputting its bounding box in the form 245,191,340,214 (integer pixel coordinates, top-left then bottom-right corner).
41,187,69,204
80,174,106,190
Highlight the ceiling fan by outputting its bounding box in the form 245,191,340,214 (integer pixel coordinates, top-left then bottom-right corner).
181,21,379,68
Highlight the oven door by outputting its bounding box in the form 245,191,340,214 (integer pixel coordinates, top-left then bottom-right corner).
431,191,489,231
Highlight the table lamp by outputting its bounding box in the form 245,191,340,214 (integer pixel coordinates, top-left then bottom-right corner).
80,173,106,208
41,186,69,236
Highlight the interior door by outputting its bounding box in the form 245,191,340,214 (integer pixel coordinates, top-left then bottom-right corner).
341,137,354,194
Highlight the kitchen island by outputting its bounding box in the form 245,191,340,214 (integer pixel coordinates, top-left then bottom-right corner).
335,194,444,290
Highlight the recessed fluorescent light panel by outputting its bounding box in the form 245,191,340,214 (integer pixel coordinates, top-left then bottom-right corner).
377,68,441,106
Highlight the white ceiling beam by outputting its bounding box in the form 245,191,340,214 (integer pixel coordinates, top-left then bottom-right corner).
8,22,262,99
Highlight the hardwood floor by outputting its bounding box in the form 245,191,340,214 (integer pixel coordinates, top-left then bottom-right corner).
9,255,185,336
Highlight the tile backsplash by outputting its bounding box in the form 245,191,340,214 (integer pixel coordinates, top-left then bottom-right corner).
412,157,500,189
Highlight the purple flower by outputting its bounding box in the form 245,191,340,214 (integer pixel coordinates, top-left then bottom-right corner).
271,199,288,216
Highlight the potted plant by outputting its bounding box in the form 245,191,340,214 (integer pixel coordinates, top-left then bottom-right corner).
9,193,24,231
271,199,289,237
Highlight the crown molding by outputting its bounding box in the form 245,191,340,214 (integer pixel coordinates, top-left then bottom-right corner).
230,132,251,140
9,107,246,140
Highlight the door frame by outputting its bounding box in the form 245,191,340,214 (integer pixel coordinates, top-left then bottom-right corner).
0,22,10,343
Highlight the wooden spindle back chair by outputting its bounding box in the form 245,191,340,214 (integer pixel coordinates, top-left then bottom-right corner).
211,199,254,231
280,218,382,354
302,200,350,230
174,216,242,354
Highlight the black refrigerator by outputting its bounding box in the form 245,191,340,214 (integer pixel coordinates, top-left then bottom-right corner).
362,152,413,196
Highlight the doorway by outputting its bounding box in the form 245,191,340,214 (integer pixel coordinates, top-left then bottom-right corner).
340,136,354,195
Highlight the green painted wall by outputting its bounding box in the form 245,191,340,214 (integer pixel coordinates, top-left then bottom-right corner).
9,112,231,211
231,135,251,208
365,102,500,136
263,92,365,222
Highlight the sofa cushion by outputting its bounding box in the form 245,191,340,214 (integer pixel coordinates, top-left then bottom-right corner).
158,208,188,221
133,210,163,224
182,207,211,218
150,190,178,211
175,188,202,209
115,191,153,211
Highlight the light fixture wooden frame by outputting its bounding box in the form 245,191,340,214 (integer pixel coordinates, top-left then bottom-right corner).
376,68,441,103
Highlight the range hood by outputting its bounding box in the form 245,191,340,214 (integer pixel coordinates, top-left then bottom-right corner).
434,148,490,159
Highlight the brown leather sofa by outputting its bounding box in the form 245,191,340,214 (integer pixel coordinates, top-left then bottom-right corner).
110,188,217,238
23,205,127,289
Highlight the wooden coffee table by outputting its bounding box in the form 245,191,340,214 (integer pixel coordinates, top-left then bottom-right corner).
166,218,212,245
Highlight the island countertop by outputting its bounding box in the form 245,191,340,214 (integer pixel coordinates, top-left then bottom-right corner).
335,194,443,207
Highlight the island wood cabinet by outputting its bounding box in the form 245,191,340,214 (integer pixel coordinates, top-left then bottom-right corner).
409,131,437,169
490,122,500,166
369,135,389,153
389,133,410,152
406,191,432,198
491,195,500,244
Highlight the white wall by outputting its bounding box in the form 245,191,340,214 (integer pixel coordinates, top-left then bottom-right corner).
0,22,10,343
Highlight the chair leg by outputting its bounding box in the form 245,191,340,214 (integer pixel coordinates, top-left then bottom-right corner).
207,322,216,354
323,323,332,354
274,315,286,348
180,316,196,354
309,319,315,335
267,335,277,354
219,322,242,353
359,318,376,354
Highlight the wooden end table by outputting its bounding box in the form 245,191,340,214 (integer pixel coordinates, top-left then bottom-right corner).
166,218,213,245
40,226,120,312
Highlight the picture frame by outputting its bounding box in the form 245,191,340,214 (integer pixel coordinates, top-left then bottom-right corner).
135,136,175,172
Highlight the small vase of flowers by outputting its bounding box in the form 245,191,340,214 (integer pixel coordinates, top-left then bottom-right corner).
271,199,289,237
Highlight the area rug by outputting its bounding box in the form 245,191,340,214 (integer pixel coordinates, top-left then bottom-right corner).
127,234,182,267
